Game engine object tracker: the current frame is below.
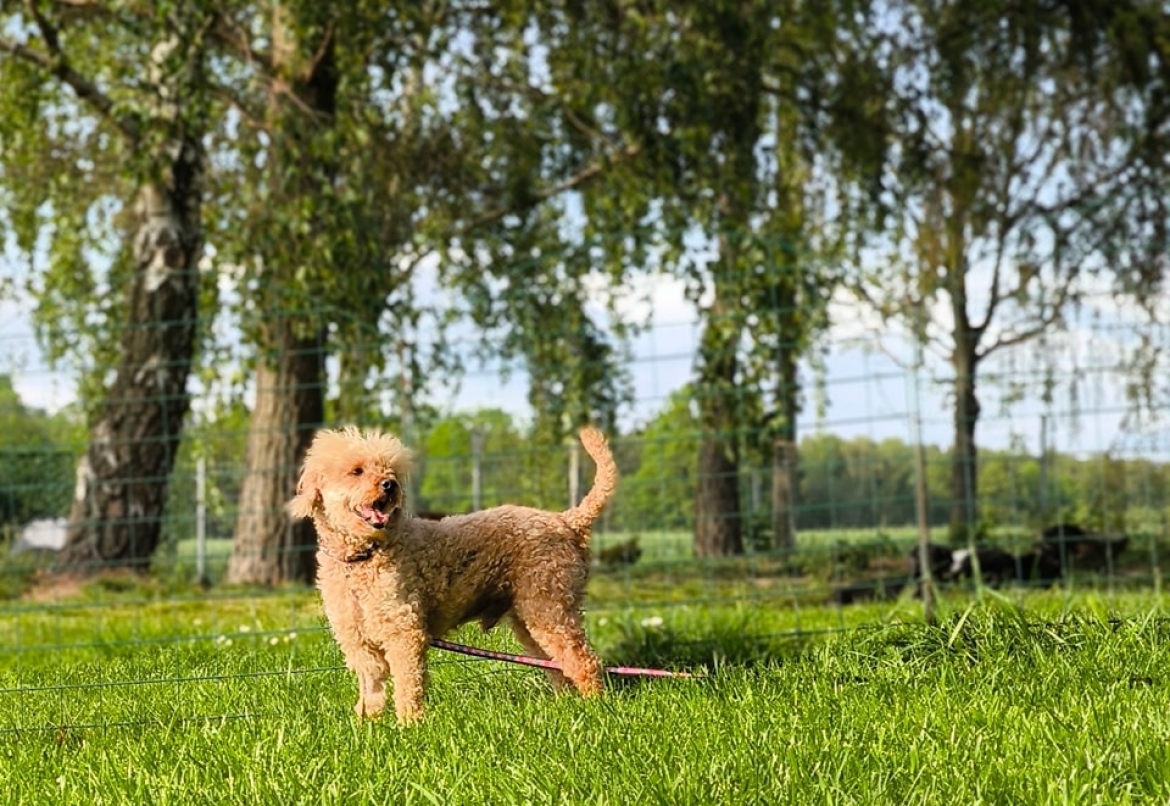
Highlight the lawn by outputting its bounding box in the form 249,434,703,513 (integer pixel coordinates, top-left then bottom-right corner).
2,568,1169,805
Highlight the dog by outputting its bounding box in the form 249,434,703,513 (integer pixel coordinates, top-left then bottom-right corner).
288,425,617,723
948,545,1064,588
948,546,1017,585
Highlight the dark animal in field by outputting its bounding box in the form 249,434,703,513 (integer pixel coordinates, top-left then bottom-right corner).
949,546,1062,588
1040,523,1128,575
1027,545,1068,586
905,542,956,581
596,537,642,568
828,576,909,606
948,546,1017,585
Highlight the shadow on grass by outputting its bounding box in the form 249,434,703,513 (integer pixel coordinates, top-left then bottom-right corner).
600,621,822,679
599,601,1170,693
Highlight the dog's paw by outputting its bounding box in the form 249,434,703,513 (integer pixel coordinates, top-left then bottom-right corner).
394,706,425,725
354,699,386,720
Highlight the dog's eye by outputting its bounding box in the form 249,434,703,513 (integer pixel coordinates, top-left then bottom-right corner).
350,467,364,477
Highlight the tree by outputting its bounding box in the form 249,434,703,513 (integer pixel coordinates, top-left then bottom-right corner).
619,389,703,533
218,1,340,586
1,1,215,573
418,409,525,514
214,1,639,584
531,0,889,556
859,0,1169,542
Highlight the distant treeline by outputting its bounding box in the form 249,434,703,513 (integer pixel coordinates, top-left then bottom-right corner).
411,408,1161,541
605,433,1159,540
3,390,1162,548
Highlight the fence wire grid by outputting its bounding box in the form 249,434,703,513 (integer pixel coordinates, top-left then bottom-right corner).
3,272,1170,733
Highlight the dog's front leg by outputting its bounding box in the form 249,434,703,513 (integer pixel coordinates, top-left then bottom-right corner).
321,590,392,718
381,626,430,724
350,643,392,719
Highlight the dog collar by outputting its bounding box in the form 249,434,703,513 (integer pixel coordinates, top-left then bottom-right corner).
318,545,375,564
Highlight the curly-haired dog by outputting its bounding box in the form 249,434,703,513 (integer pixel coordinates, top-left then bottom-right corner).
288,425,617,723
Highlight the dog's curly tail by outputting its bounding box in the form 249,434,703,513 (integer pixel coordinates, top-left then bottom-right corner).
562,426,618,541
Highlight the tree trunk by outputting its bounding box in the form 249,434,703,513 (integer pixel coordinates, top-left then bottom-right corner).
225,323,325,585
771,431,798,553
950,339,981,543
56,147,203,574
694,288,743,558
225,5,337,586
770,328,800,553
696,435,742,557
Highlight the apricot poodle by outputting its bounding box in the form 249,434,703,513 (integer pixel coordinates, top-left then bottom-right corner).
288,425,617,723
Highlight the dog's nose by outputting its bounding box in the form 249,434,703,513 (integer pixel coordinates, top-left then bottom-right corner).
381,479,398,495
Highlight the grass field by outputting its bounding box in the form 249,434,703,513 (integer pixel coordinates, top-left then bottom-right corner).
2,562,1169,805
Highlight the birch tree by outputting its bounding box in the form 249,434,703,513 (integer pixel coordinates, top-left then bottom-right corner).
1,0,216,572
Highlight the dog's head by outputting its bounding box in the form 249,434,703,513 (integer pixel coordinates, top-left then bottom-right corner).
288,426,413,536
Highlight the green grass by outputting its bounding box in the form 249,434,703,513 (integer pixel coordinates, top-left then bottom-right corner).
3,576,1170,804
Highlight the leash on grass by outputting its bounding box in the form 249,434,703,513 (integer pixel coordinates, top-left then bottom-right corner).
430,638,696,679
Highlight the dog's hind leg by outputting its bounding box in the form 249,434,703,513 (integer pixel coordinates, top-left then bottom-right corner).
516,603,603,697
508,613,571,692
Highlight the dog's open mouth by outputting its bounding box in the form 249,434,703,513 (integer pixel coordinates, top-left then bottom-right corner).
356,495,392,529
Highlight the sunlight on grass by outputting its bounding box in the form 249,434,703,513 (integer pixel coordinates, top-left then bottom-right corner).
2,548,1169,804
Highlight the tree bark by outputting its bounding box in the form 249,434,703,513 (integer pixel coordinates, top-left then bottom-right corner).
769,313,800,553
56,143,203,574
225,323,325,585
696,433,742,557
950,332,982,543
694,287,744,558
770,428,798,553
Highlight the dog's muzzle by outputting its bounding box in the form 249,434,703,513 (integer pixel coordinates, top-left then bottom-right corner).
356,478,399,529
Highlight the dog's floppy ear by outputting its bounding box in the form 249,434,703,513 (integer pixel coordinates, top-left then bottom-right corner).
287,469,320,520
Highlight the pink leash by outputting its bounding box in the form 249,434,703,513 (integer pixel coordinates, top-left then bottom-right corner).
430,638,695,679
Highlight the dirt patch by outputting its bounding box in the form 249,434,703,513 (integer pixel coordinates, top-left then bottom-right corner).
23,573,87,602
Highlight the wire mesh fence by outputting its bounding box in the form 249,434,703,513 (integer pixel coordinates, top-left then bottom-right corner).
3,271,1170,733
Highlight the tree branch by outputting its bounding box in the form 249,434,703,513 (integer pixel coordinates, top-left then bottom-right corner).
459,143,643,234
206,83,267,132
977,316,1061,358
977,266,1078,360
0,33,138,141
209,14,274,75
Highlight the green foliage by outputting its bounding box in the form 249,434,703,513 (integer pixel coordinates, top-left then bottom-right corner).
160,401,253,552
617,388,703,532
520,1,895,554
4,0,1169,571
853,0,1170,535
410,400,1170,540
0,1,219,411
0,376,81,527
417,409,528,514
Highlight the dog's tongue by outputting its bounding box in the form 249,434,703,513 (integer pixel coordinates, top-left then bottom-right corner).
362,505,389,527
